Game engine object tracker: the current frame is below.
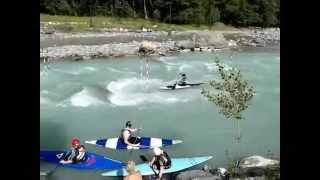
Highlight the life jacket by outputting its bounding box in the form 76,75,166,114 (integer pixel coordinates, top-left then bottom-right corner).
154,151,171,169
178,76,187,84
74,151,87,163
64,147,79,162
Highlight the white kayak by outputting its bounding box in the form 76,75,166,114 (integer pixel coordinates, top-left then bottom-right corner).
85,137,183,150
101,156,213,176
160,83,205,90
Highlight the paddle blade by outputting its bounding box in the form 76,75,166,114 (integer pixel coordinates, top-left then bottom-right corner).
139,155,149,162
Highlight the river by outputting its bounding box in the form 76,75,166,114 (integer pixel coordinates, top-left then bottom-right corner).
40,46,280,180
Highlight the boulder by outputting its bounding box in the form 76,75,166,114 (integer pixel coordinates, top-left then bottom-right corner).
175,40,195,49
239,156,279,168
175,170,217,180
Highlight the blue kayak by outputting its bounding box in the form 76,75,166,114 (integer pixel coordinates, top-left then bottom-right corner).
102,156,213,176
40,150,126,170
85,137,183,150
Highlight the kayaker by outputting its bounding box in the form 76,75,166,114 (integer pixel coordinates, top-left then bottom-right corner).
59,138,80,164
74,145,87,163
121,121,141,147
149,147,171,179
124,160,142,180
177,73,187,86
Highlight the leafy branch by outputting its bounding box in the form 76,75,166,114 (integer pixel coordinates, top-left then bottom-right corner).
201,58,255,141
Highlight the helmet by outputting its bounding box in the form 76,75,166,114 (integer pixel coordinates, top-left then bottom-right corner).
71,138,80,146
125,121,132,128
153,147,163,156
181,73,186,76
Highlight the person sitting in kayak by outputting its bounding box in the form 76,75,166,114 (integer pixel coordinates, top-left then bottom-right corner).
121,121,141,147
171,73,187,89
177,73,187,86
149,147,171,179
74,145,87,163
60,138,81,164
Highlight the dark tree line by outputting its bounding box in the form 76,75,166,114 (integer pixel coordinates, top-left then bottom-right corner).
40,0,280,27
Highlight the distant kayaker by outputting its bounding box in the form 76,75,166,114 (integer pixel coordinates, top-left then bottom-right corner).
121,121,141,147
149,147,172,179
60,138,81,164
124,161,142,180
177,73,187,86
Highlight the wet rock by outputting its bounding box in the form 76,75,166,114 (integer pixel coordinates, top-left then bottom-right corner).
239,156,279,168
194,48,201,51
233,156,280,179
175,170,217,180
175,40,195,49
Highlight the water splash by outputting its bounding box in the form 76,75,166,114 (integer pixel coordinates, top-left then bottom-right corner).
107,78,191,106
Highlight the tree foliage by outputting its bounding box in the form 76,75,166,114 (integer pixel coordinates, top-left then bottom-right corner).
40,0,280,27
201,59,255,120
201,59,255,141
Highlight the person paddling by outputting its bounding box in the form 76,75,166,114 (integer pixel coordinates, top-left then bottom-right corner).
149,147,171,179
60,138,81,164
177,73,187,86
171,73,187,89
121,121,141,147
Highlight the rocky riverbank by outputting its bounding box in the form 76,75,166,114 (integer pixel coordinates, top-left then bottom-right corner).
40,28,279,61
143,155,280,180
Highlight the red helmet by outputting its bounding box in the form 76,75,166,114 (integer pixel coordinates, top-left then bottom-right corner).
71,138,80,146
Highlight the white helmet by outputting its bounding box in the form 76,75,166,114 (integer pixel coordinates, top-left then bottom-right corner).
153,147,163,156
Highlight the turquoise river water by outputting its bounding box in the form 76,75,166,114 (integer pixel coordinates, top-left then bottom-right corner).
40,47,280,180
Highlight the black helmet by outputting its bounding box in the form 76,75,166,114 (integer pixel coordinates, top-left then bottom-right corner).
181,73,186,76
125,121,132,128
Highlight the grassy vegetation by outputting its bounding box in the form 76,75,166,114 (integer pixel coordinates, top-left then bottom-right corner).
40,14,235,32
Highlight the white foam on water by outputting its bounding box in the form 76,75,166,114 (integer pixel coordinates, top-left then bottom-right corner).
83,66,96,71
69,88,105,107
107,67,137,74
40,96,50,104
178,64,194,72
40,90,52,105
52,68,81,75
107,77,191,106
159,56,177,61
204,62,233,72
40,70,48,77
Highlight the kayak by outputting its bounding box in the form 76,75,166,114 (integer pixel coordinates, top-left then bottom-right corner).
160,83,205,90
40,150,126,170
85,137,183,150
101,156,213,176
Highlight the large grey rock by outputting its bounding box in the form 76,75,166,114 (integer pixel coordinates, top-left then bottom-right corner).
175,170,216,180
239,156,279,168
230,176,268,180
175,40,195,49
236,156,280,179
191,176,223,180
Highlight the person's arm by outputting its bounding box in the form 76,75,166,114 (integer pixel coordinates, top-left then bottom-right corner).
149,156,155,166
128,127,138,132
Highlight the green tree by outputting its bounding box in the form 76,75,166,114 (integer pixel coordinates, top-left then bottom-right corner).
201,59,255,142
257,0,279,27
204,0,220,27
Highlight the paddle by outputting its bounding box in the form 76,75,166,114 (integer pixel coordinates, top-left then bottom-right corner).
139,155,159,178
